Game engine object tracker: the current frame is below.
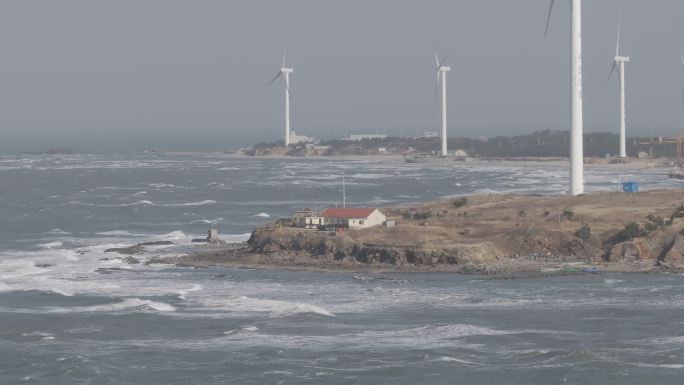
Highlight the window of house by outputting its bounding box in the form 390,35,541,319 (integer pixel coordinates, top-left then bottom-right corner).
359,220,364,225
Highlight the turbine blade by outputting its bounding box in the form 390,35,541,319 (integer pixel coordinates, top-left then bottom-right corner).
544,0,555,37
616,10,622,56
268,71,282,85
435,52,440,68
608,61,617,82
439,53,451,67
282,48,288,69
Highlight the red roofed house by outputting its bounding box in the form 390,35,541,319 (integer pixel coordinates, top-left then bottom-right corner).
310,208,386,230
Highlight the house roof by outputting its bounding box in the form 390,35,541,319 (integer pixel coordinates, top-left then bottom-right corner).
320,208,376,219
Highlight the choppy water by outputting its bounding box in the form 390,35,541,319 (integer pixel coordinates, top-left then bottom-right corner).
1,154,683,384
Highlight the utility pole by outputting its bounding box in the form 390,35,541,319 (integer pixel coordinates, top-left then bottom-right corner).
342,174,346,208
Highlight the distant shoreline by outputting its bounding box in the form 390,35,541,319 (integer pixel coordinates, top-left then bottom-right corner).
157,151,669,170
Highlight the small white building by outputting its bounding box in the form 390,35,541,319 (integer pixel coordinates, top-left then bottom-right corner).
319,208,386,230
290,130,316,145
293,209,316,227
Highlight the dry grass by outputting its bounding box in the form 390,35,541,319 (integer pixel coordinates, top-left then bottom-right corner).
343,190,684,254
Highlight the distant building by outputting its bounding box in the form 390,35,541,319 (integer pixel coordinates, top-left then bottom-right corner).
423,131,439,138
290,130,316,144
347,134,388,141
453,149,469,157
293,209,316,226
306,208,387,230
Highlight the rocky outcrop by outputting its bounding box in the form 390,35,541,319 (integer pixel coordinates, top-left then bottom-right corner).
247,225,504,267
607,232,684,266
104,241,174,255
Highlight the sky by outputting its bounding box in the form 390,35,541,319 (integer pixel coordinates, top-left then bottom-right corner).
1,0,684,153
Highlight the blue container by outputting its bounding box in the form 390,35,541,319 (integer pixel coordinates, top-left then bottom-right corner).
622,181,640,193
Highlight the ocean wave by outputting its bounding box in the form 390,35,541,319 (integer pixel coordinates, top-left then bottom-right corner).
46,228,71,235
198,296,333,317
252,212,270,218
96,230,145,237
69,200,216,208
177,284,203,300
48,298,176,313
189,218,224,225
39,241,63,249
223,325,259,335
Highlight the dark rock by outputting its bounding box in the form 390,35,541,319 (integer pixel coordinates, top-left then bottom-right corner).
123,256,141,264
104,245,145,255
139,241,174,246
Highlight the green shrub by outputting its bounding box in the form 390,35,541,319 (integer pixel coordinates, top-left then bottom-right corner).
614,222,648,243
452,197,468,209
671,204,684,221
563,209,575,220
645,215,667,232
575,224,591,240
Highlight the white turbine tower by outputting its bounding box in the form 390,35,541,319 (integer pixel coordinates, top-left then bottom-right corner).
268,50,293,146
679,48,684,111
608,11,630,159
435,53,451,157
546,0,585,196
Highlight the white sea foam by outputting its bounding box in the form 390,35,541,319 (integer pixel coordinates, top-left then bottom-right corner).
177,284,203,300
433,356,478,365
223,325,259,335
47,298,176,313
96,230,145,237
198,296,334,317
46,228,71,235
70,199,215,208
39,241,63,249
252,212,270,218
189,217,224,225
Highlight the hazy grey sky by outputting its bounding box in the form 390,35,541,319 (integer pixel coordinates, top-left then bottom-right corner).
1,0,684,152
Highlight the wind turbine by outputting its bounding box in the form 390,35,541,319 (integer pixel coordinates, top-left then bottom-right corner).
679,48,684,111
608,11,630,159
268,50,293,146
435,52,451,157
546,0,585,196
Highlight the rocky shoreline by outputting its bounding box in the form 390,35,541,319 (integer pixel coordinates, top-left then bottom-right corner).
127,190,684,277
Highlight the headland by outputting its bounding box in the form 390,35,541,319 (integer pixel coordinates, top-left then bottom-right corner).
141,190,684,277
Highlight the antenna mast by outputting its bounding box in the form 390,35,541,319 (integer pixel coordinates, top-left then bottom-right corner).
342,174,346,208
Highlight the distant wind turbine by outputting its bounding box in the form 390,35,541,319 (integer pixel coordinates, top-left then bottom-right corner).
435,52,451,157
678,48,684,111
608,11,630,159
268,50,294,146
546,0,585,196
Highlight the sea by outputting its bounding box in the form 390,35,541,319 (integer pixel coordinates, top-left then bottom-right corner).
1,153,683,384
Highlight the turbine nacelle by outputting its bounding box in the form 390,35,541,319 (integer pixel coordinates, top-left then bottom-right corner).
438,66,451,72
614,56,630,64
280,68,294,74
